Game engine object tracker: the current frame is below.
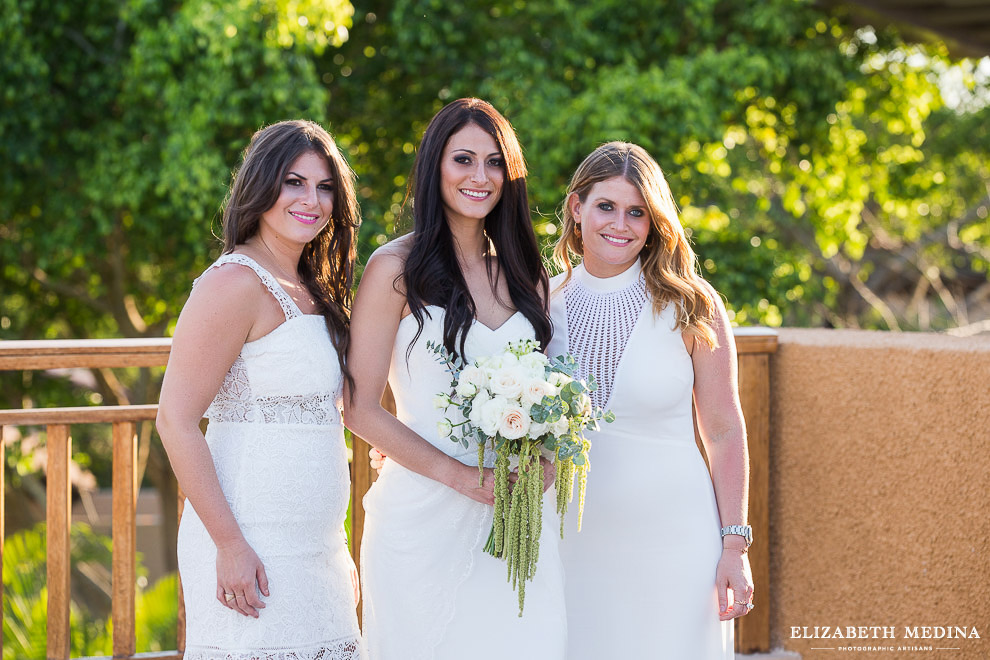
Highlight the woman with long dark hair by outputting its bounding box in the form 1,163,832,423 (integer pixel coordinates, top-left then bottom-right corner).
548,142,752,658
158,120,366,659
345,99,566,659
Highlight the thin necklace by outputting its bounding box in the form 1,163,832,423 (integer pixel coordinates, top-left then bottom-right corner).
258,233,302,287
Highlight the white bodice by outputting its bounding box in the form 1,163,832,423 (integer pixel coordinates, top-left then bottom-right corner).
558,262,648,410
387,306,535,464
197,254,343,427
547,260,696,444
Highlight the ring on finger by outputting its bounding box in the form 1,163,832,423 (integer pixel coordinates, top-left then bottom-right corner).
744,602,754,611
224,592,235,602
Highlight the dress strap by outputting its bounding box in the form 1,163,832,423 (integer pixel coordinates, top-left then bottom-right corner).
194,254,303,320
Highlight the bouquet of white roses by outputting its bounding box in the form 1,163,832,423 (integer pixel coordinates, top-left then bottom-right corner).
428,338,613,615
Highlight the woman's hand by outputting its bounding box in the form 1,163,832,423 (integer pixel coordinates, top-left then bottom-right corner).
715,547,754,621
369,447,386,473
350,562,361,607
449,464,496,505
215,538,270,618
540,456,556,493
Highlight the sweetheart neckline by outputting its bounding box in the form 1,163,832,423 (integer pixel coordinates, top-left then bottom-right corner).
397,305,524,333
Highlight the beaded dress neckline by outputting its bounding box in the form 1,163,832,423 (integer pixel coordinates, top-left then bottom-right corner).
572,259,643,293
563,258,648,410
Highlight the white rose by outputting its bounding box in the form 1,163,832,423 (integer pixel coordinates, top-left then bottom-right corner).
528,420,549,439
478,396,510,436
521,377,552,408
548,371,571,389
455,380,478,398
490,366,526,400
433,393,451,409
468,389,490,426
498,404,531,440
459,364,488,392
438,418,453,438
552,415,570,437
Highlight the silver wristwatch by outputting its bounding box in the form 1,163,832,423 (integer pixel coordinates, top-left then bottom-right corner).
720,524,753,548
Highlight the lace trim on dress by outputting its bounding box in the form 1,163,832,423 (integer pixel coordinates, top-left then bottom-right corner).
194,254,302,321
183,635,365,660
564,273,649,410
206,356,341,425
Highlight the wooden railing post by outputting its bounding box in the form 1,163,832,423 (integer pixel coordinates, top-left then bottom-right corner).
733,328,777,654
46,424,72,660
112,421,138,658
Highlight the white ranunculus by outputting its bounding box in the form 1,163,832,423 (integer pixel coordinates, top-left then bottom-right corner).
437,418,453,438
576,393,593,418
490,366,526,400
551,415,570,437
519,351,549,375
521,377,552,408
498,352,520,367
547,371,571,389
498,403,531,440
528,420,549,439
478,396,510,436
433,393,451,409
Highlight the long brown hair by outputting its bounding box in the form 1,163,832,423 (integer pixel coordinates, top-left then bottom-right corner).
221,119,360,382
553,141,717,348
403,98,551,358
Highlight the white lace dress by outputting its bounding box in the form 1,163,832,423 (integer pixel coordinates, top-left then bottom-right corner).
359,307,567,660
547,261,733,659
177,254,366,660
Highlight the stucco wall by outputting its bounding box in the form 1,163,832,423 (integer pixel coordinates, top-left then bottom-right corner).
767,329,990,659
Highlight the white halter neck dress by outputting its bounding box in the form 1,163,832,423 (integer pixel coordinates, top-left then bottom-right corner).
547,261,733,659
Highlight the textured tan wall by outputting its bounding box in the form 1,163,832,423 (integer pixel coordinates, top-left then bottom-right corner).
768,329,990,659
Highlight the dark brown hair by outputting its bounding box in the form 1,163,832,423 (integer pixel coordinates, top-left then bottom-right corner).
222,119,360,381
402,98,551,358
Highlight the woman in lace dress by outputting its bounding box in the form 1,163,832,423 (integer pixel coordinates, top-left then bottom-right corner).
345,98,566,659
157,120,366,659
546,142,753,659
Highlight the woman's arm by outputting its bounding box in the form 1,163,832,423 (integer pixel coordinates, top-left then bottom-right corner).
343,246,495,505
156,265,271,618
690,283,754,620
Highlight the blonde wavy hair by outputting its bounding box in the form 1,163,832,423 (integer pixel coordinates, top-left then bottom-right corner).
552,141,718,349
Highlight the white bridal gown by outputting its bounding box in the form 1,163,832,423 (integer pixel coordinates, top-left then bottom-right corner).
360,306,567,660
547,260,733,660
177,254,366,660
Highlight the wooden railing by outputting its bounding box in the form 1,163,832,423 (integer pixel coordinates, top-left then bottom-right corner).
0,339,177,660
0,330,777,657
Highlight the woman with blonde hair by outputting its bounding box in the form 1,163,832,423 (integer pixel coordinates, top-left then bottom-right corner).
547,141,752,658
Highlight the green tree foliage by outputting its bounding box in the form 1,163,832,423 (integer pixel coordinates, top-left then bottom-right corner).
0,0,351,344
327,1,989,330
2,522,178,658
